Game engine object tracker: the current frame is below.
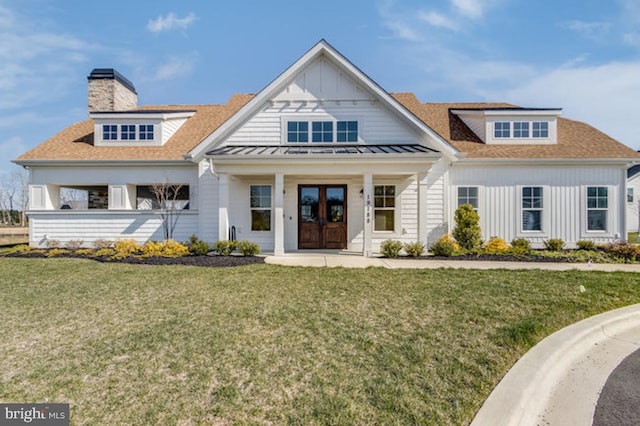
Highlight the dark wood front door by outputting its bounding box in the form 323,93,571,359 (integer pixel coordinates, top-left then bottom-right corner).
298,185,347,249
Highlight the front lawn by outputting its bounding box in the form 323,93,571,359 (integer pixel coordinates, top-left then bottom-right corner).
1,258,639,424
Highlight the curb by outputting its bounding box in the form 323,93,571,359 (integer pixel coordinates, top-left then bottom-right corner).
471,304,640,426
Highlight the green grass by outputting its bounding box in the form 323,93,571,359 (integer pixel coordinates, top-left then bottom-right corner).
1,258,639,424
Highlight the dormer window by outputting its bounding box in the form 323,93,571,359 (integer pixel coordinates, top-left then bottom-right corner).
494,122,510,138
533,122,549,138
121,125,136,140
513,122,529,138
312,121,333,142
139,124,154,140
103,125,117,140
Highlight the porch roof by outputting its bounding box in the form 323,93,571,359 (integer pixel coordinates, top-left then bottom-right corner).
206,144,439,157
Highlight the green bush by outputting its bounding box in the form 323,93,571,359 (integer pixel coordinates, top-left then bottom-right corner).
404,241,426,257
214,240,236,256
430,234,460,257
543,238,565,252
452,204,482,252
237,240,261,256
380,240,403,258
188,235,211,255
483,237,510,254
510,238,532,254
576,240,597,251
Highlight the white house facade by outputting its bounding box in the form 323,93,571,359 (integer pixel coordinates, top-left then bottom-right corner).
15,40,640,255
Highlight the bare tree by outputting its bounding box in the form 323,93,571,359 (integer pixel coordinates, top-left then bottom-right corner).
1,176,17,226
14,169,29,226
150,182,187,240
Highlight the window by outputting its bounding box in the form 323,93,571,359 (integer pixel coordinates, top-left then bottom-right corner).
121,125,136,140
532,122,549,138
59,186,108,209
457,187,478,210
522,187,543,231
628,188,634,203
103,125,118,140
287,121,308,143
494,122,510,138
513,122,530,138
139,124,154,140
337,121,358,142
136,185,189,210
374,185,395,231
587,186,608,231
250,185,271,231
312,121,333,142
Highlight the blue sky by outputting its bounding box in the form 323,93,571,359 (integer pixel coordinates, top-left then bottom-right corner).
1,0,640,180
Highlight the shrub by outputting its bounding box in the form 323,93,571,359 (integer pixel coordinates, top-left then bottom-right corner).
576,240,597,251
142,241,164,257
483,237,510,254
188,235,211,256
92,239,113,249
7,244,32,253
92,248,116,257
113,239,143,258
237,240,261,256
45,248,70,257
161,240,190,257
74,248,95,256
214,240,236,256
404,241,426,257
510,238,532,254
452,204,482,252
602,241,640,261
380,239,403,258
544,238,565,252
430,234,461,257
44,239,61,249
65,240,84,250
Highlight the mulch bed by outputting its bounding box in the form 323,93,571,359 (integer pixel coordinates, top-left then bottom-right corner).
2,251,265,267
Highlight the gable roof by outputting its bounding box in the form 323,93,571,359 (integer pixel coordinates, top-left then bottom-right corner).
185,39,460,162
393,93,640,161
15,95,253,164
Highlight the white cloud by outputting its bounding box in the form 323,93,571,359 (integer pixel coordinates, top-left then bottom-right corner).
564,20,611,40
147,12,196,33
452,0,485,19
151,54,198,81
499,61,640,149
418,11,459,31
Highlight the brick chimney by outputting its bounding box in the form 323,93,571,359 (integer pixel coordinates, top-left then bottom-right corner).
87,68,137,112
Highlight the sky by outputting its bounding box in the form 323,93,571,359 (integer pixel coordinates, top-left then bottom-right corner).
1,0,640,180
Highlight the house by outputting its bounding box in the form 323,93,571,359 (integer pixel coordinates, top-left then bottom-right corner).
14,40,640,255
628,163,640,235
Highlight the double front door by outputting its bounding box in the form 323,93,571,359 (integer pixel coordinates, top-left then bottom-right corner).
298,185,347,249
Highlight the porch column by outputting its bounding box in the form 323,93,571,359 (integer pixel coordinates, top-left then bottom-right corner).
274,173,285,256
363,173,373,257
218,173,229,241
417,172,429,245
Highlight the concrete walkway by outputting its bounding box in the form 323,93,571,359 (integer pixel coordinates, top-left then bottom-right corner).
264,253,640,425
265,253,640,273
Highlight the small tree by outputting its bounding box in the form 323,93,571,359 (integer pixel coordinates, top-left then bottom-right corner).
150,182,187,240
452,203,482,251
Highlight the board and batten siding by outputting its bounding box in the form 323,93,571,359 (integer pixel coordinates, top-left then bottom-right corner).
450,165,626,245
225,101,422,146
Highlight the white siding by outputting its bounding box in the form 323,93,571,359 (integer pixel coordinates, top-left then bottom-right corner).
451,165,626,246
627,174,640,233
197,161,219,243
29,212,198,247
425,158,448,246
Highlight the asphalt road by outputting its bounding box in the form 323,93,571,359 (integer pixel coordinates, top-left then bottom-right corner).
593,347,640,425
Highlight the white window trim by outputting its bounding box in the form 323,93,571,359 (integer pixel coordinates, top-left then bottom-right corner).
249,184,273,233
581,185,615,238
281,116,363,144
372,183,400,235
516,185,550,238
